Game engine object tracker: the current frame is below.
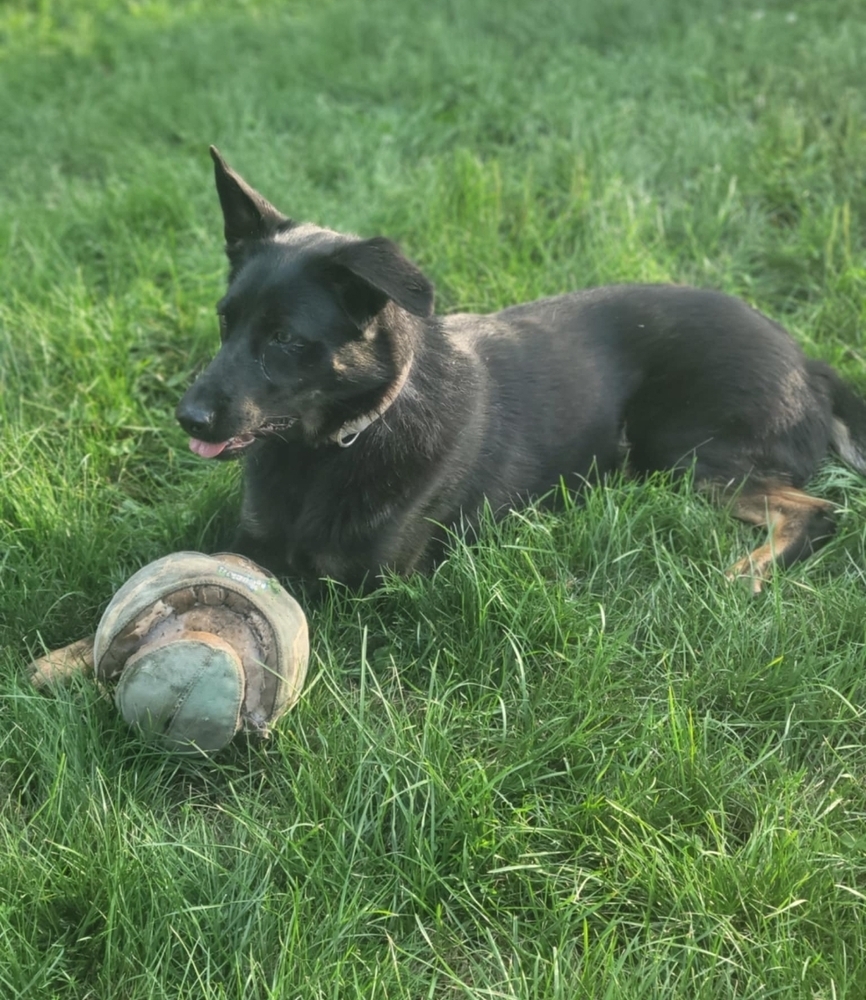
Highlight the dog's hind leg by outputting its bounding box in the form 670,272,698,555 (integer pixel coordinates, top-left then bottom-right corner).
722,482,838,594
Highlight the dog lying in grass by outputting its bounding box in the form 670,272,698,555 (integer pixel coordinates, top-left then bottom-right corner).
176,147,866,594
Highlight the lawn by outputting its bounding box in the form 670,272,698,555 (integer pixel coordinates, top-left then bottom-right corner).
1,0,866,996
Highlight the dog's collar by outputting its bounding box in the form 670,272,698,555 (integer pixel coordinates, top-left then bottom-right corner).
330,358,412,448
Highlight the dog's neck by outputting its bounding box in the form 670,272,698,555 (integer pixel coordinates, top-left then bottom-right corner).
329,356,413,448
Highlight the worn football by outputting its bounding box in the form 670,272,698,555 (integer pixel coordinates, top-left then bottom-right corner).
31,552,309,754
94,551,309,752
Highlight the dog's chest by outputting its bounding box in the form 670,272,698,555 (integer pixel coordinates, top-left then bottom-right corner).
240,443,385,576
242,445,325,531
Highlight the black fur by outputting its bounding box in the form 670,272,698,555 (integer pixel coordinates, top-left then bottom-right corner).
176,148,866,590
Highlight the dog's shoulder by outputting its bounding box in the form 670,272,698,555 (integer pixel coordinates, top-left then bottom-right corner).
441,311,511,346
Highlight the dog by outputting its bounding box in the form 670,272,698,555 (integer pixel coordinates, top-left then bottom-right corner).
176,147,866,594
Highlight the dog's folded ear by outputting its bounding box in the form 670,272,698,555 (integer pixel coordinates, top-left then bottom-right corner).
328,237,435,325
210,146,290,249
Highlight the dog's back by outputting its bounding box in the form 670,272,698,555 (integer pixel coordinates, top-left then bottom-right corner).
445,285,836,495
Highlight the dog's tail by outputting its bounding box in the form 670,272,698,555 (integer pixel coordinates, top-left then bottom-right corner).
825,366,866,475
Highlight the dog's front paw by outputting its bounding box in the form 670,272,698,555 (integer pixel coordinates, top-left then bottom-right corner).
724,556,770,596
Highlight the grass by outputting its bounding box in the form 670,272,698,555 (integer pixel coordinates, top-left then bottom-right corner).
1,0,866,995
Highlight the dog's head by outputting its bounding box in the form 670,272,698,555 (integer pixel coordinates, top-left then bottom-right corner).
176,147,435,459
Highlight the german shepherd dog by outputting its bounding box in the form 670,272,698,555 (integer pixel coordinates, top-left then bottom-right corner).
176,147,866,594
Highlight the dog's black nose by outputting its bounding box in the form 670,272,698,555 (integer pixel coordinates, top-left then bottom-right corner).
176,399,218,438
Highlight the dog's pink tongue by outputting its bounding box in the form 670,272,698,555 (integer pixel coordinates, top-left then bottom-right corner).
189,438,229,459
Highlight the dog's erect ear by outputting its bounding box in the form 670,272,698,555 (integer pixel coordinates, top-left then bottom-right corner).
328,237,435,324
209,146,290,247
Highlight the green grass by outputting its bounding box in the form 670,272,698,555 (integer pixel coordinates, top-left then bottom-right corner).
2,0,866,996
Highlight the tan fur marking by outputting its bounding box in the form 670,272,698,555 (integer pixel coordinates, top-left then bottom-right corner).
722,484,836,594
831,417,866,473
767,366,809,431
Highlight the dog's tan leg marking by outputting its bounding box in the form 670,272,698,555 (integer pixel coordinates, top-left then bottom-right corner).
723,484,836,594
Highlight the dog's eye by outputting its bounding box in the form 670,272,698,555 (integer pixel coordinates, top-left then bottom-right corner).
274,330,301,350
